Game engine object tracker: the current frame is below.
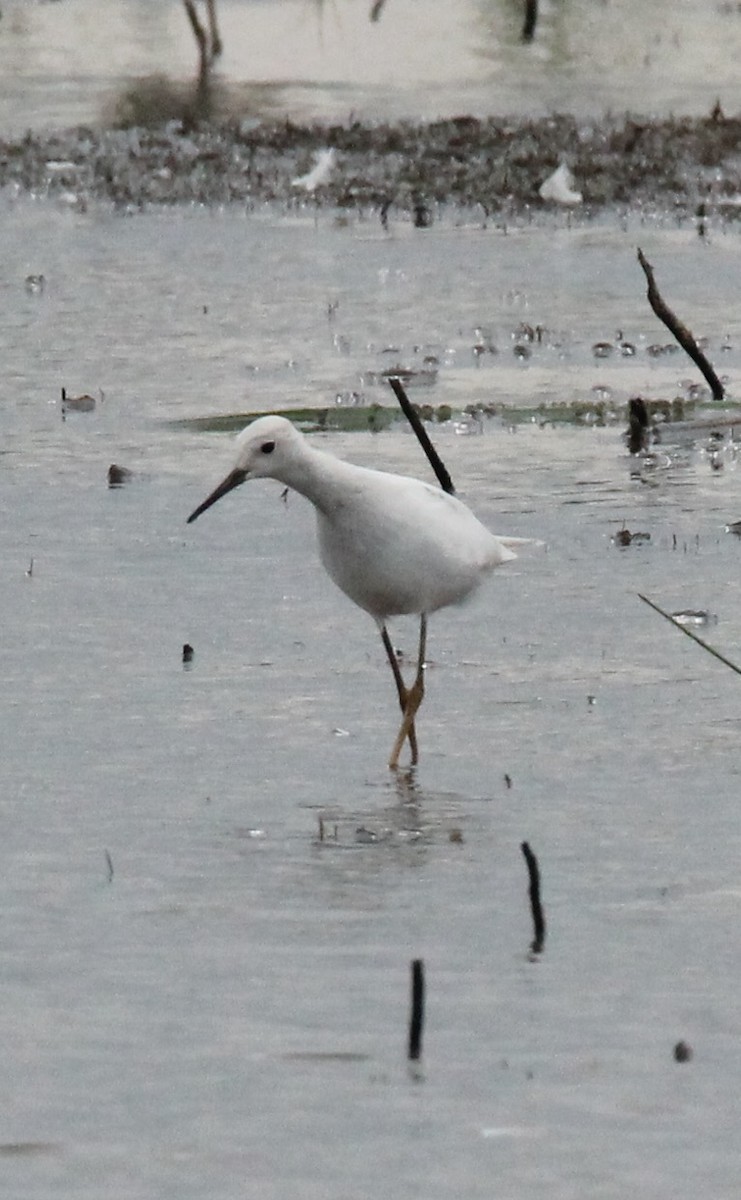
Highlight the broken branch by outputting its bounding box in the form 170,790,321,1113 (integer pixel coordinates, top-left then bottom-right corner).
638,592,741,676
636,248,724,400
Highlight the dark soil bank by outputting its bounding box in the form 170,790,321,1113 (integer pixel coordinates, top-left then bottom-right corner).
4,108,741,216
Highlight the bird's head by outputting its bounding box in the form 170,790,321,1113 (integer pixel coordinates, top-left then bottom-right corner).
187,415,305,523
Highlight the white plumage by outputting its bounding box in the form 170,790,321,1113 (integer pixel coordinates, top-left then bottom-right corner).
188,415,520,767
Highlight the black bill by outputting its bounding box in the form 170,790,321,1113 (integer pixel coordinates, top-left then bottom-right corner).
187,467,247,523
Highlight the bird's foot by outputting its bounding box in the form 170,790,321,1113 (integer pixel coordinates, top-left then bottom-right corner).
388,679,424,769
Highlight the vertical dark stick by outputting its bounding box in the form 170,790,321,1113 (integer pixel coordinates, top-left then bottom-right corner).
408,958,425,1060
205,0,223,57
183,0,209,85
521,841,545,953
387,377,456,495
522,0,538,41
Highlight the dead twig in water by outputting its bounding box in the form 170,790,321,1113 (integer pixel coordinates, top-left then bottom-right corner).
636,248,724,401
522,0,538,42
387,376,455,494
521,841,545,954
638,592,741,676
183,0,208,83
205,0,223,58
408,958,425,1061
626,396,652,455
183,0,222,106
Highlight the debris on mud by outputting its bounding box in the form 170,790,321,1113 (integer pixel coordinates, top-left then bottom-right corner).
4,109,741,217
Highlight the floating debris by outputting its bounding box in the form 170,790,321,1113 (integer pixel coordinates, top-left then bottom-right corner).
61,386,97,415
701,429,737,472
592,384,613,402
25,274,45,294
538,162,582,206
291,147,336,191
317,816,339,842
365,366,438,388
453,413,484,436
626,396,655,454
413,199,433,228
45,159,77,174
473,335,497,361
671,610,715,627
673,1040,693,1063
613,528,651,547
513,322,542,343
182,643,195,664
107,464,133,487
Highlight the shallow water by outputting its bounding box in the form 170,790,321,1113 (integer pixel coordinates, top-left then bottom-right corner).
4,0,741,132
2,195,741,1197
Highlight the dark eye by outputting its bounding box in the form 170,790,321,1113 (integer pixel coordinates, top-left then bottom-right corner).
261,441,275,455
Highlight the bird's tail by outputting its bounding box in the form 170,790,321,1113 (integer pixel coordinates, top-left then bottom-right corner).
498,535,545,556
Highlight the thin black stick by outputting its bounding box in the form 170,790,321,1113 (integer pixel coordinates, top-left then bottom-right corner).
183,0,209,85
183,0,221,97
205,0,223,58
638,593,741,676
637,248,724,401
522,0,538,42
521,841,545,953
387,377,455,494
408,959,425,1060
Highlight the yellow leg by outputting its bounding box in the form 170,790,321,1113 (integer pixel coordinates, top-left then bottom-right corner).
388,615,427,769
381,624,418,764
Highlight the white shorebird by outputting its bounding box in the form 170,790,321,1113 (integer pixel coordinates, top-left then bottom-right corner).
187,415,521,769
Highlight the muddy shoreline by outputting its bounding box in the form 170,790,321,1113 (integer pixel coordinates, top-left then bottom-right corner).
3,109,741,216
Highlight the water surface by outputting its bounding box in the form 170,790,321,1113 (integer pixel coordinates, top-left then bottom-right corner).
1,196,741,1197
